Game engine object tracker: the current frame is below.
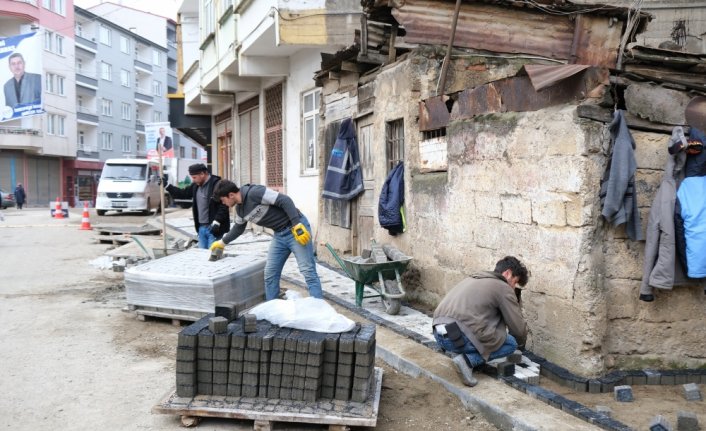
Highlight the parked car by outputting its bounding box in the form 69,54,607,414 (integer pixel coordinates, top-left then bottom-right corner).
1,189,14,209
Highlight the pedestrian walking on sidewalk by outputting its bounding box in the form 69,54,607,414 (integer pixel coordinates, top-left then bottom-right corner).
14,183,26,209
432,256,529,387
163,163,230,249
210,179,323,301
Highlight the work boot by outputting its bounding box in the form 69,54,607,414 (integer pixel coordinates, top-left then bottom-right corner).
452,354,478,387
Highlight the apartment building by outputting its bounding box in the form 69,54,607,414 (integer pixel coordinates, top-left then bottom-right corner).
177,0,361,229
0,0,77,206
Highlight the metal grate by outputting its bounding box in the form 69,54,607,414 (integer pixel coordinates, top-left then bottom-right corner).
386,119,405,172
265,84,283,188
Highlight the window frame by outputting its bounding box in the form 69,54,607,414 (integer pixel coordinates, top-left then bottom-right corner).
301,88,320,174
121,102,131,121
101,132,113,150
100,62,112,81
99,25,112,46
101,98,113,117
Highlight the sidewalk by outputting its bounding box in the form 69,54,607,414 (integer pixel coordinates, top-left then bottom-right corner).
162,209,600,431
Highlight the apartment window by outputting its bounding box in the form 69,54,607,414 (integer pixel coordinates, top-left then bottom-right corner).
45,73,54,93
191,148,197,159
152,49,162,66
152,80,162,96
179,147,185,158
101,132,113,150
120,69,131,87
101,98,113,116
121,135,131,153
121,102,131,120
47,114,65,136
44,31,53,51
75,22,83,38
100,62,112,81
42,0,50,8
152,111,162,122
302,88,320,172
120,36,130,54
99,25,111,46
78,130,85,150
55,35,64,55
54,0,65,15
202,0,215,38
385,119,405,172
46,74,66,98
76,58,83,74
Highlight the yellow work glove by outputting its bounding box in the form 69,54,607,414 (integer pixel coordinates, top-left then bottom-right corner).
291,223,311,246
209,240,225,251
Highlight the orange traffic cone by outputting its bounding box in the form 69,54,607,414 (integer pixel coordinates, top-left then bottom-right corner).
79,202,92,230
54,197,64,219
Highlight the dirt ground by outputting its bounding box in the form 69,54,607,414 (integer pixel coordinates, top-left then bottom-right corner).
0,208,498,431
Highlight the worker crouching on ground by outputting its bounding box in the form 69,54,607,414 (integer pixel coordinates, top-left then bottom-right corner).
164,163,230,249
210,179,323,301
432,256,529,387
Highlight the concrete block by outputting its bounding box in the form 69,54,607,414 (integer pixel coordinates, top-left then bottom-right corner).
197,329,214,347
197,382,212,395
213,348,229,361
295,351,308,366
644,369,661,385
337,363,353,376
339,352,354,365
661,371,677,385
507,351,523,364
676,411,699,431
308,333,326,354
649,415,673,431
178,332,198,348
242,373,259,387
270,362,283,376
273,327,291,351
323,373,336,387
614,385,634,402
306,365,322,379
588,379,601,394
354,323,376,353
294,364,306,378
212,382,227,396
209,316,228,334
683,383,702,401
291,388,304,400
321,386,334,399
244,349,260,363
267,385,280,399
229,358,243,373
268,372,282,387
676,374,688,385
176,384,196,398
282,363,295,376
176,347,196,361
283,351,296,365
176,361,196,374
176,372,195,386
304,377,320,391
241,384,258,398
197,359,213,371
279,387,292,400
338,325,360,353
213,360,228,373
281,373,293,388
214,333,230,349
197,347,213,360
334,386,350,400
303,389,319,402
595,405,611,417
215,302,238,322
497,362,515,377
307,352,323,367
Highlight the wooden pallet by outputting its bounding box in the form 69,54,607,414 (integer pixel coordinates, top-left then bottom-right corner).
123,305,206,326
153,368,383,430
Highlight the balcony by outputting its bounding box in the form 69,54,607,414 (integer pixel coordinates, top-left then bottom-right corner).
76,74,98,91
135,89,154,105
75,35,97,53
77,107,99,125
134,59,153,74
5,0,40,21
77,148,100,159
135,121,145,133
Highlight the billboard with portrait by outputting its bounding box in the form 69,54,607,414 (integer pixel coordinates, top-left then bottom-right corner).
145,121,174,159
0,32,44,122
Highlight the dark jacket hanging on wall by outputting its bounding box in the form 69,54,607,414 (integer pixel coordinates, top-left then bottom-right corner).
600,110,644,241
322,118,364,201
379,162,405,235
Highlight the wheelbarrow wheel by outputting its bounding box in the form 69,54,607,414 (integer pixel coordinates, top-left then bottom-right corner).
382,280,402,315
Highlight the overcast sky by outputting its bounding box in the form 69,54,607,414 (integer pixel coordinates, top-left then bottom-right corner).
73,0,181,20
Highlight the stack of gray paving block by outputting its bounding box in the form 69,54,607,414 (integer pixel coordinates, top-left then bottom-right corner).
649,415,673,431
175,315,211,397
335,324,360,400
614,385,634,402
683,383,702,401
175,317,376,403
305,332,326,402
197,328,214,395
227,321,247,397
212,321,230,396
352,323,376,402
267,327,291,399
321,333,340,399
125,249,266,314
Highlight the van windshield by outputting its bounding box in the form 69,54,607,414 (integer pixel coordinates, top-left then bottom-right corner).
102,164,148,180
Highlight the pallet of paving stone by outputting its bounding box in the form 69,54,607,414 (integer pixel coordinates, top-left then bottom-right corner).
152,367,383,430
125,249,266,314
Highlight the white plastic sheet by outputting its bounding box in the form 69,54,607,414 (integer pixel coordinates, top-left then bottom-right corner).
250,297,356,333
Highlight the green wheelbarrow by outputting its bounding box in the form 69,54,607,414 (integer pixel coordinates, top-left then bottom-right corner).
325,243,412,315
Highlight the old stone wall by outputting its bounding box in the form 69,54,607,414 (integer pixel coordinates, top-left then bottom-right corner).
316,51,706,377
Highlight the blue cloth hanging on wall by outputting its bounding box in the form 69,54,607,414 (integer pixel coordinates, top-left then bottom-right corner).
379,162,405,235
322,118,364,201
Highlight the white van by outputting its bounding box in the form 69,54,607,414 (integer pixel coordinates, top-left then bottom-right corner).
96,158,165,216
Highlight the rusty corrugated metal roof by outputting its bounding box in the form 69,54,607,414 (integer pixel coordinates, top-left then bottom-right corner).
522,64,591,91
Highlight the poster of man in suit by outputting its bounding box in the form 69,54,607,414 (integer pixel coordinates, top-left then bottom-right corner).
145,122,174,159
0,31,44,122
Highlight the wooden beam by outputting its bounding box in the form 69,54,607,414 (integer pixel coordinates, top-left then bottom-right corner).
577,104,688,134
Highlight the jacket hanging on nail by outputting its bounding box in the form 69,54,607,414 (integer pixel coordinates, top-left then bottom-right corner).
600,110,644,241
379,162,405,235
322,118,364,201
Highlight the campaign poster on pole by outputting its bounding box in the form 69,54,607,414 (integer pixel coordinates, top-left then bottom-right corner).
0,32,44,122
145,122,174,160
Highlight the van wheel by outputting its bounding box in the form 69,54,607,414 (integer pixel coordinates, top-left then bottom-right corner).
142,199,151,216
97,209,106,216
